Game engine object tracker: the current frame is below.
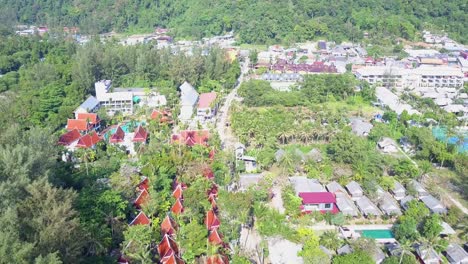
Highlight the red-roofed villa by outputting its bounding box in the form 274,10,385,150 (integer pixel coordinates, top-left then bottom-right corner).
110,126,125,143
197,92,217,120
129,211,151,226
298,192,339,214
58,129,81,146
132,125,148,142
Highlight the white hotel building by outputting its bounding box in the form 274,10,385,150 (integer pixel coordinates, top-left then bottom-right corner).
355,66,464,90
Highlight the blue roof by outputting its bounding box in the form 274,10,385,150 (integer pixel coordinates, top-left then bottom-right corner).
76,96,99,112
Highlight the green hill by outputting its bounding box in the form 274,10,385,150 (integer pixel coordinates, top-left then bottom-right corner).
0,0,466,44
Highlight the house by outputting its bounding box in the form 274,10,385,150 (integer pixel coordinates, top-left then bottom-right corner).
76,132,101,148
373,247,386,264
350,118,373,136
241,156,257,173
445,244,468,264
197,92,217,120
289,176,325,194
158,235,180,262
298,192,339,214
132,125,148,142
74,96,100,118
110,126,125,143
208,229,223,245
205,209,220,231
335,192,359,216
345,181,364,200
179,82,199,122
161,215,178,236
67,119,91,132
206,255,229,264
134,189,149,209
238,173,263,191
338,244,353,255
129,211,151,226
378,137,399,153
172,130,209,147
385,242,401,256
377,193,402,216
416,246,442,264
440,222,456,236
409,180,429,197
171,198,184,215
390,181,406,200
400,195,415,210
151,109,173,124
172,183,185,199
326,181,347,194
420,195,447,214
58,129,81,146
77,113,101,130
356,196,381,216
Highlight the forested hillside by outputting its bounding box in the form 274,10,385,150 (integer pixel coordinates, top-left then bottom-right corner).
0,0,466,44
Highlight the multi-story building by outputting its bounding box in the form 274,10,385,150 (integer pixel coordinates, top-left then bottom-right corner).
355,66,464,89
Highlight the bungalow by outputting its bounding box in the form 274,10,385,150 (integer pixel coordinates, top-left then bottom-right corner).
391,181,406,200
197,92,217,120
289,176,325,194
235,143,246,159
161,215,178,236
400,195,415,210
241,156,257,173
76,132,101,148
171,198,184,215
335,192,359,216
356,196,382,216
129,211,151,226
158,234,180,261
326,181,347,194
206,255,229,264
110,126,125,143
345,181,364,200
377,193,402,216
205,209,220,231
445,244,468,264
179,82,199,122
172,130,210,147
420,195,447,214
58,129,81,147
67,119,91,132
409,180,429,198
349,117,373,137
134,189,149,209
76,113,101,131
416,246,442,264
208,229,223,245
74,96,100,118
132,125,148,142
378,137,399,153
298,192,339,214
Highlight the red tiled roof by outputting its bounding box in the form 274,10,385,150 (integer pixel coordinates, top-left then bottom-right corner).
58,129,81,145
206,255,229,264
158,234,179,257
198,92,217,108
67,119,89,131
77,113,99,125
133,125,148,142
76,132,101,148
110,126,125,143
298,192,336,204
129,211,151,226
134,189,150,209
138,177,149,191
203,167,214,180
172,184,184,200
207,185,218,197
208,229,223,245
172,130,210,147
151,109,173,123
161,215,178,236
171,199,184,215
205,209,220,231
161,254,185,264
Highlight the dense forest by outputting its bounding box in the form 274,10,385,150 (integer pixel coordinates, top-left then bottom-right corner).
0,0,467,44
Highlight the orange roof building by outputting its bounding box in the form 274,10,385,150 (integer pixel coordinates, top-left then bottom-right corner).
208,229,223,245
134,189,150,209
203,167,214,180
138,177,149,191
132,125,148,142
76,113,100,125
110,126,125,143
171,130,210,147
67,119,90,131
129,211,151,226
161,254,185,264
158,234,180,259
205,209,220,231
161,215,178,236
58,129,81,146
172,184,184,200
171,198,184,215
206,255,229,264
76,132,101,148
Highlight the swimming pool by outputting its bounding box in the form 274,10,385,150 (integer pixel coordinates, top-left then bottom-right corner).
359,229,394,239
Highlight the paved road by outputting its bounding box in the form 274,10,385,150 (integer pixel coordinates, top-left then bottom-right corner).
216,57,249,150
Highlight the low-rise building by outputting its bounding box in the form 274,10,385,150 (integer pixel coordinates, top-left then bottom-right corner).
345,181,364,200
197,92,217,120
74,96,100,118
391,181,406,200
445,244,468,264
355,196,381,216
420,195,447,214
179,82,199,122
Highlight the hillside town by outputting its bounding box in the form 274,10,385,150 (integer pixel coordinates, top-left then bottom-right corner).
4,22,468,264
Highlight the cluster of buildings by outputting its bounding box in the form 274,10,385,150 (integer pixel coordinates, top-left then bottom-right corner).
178,82,218,126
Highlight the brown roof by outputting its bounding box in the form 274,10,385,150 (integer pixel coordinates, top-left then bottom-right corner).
76,132,101,148
67,119,89,131
58,129,81,145
110,126,125,143
132,125,148,142
77,113,100,125
134,189,150,209
171,199,184,215
172,184,184,200
205,209,220,231
129,211,151,226
206,255,229,264
158,234,179,258
208,229,223,245
161,215,178,236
